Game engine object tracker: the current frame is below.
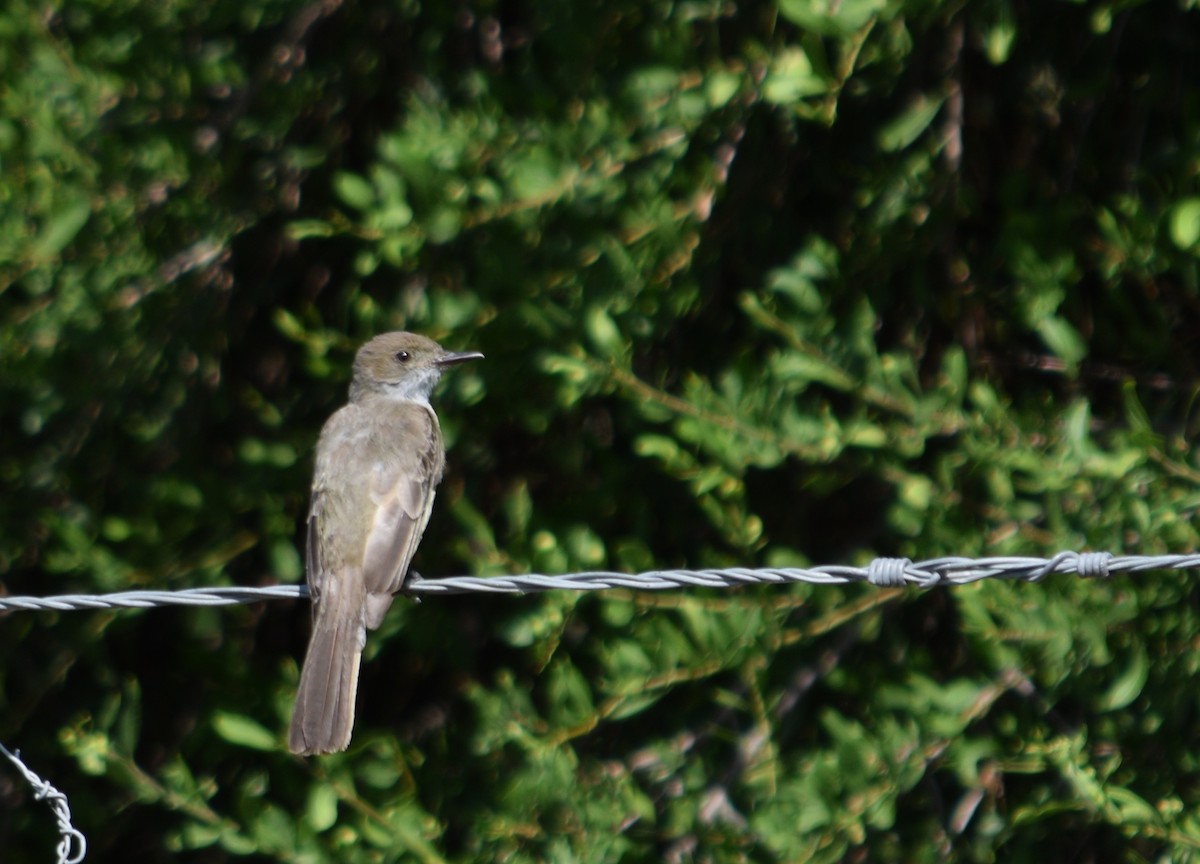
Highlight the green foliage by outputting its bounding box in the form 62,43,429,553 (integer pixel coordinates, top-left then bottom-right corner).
3,0,1200,861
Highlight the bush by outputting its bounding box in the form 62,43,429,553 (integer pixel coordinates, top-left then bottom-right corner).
2,0,1199,860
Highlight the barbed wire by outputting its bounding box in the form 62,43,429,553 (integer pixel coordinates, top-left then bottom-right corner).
0,744,86,864
1,552,1197,613
2,549,1197,861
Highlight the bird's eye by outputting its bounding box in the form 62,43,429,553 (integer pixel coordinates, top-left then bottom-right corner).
395,351,411,363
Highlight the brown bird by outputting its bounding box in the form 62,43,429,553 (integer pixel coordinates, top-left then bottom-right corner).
288,332,482,755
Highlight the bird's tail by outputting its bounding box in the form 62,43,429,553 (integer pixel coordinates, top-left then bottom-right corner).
288,593,365,755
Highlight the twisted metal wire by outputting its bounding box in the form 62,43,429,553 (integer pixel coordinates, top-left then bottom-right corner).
0,551,1196,861
0,585,306,612
0,552,1197,612
0,744,86,864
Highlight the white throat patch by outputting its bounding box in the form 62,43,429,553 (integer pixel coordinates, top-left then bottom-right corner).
385,366,440,404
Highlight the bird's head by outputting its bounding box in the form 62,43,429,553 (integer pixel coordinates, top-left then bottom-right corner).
350,331,482,403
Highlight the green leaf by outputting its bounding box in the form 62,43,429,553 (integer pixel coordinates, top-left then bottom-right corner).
306,783,339,832
585,304,624,359
272,307,307,341
32,195,91,259
268,537,302,581
286,219,335,240
984,11,1018,64
1035,315,1087,369
546,660,595,728
1094,647,1149,712
877,96,944,152
770,352,855,390
1168,197,1200,250
777,0,885,36
1105,786,1162,825
211,711,276,751
606,691,665,721
706,69,742,108
369,201,414,231
505,148,568,201
762,47,827,104
1121,379,1159,446
333,171,376,210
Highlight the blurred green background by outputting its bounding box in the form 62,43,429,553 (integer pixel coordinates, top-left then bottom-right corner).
2,0,1200,860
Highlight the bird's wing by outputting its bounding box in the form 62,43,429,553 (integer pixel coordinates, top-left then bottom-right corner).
361,467,429,600
306,492,326,624
305,403,366,622
359,408,442,626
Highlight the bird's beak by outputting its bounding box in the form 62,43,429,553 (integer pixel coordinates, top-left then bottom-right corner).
436,350,484,367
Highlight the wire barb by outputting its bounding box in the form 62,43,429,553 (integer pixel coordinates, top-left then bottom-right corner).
0,552,1196,612
0,743,86,864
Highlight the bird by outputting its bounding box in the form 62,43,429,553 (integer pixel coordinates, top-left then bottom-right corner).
288,331,482,755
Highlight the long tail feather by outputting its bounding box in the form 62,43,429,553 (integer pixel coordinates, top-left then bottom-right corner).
289,594,365,755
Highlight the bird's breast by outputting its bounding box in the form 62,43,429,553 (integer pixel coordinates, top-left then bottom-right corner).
310,399,443,568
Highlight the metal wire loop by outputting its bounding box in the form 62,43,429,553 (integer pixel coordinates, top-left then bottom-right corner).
866,557,911,587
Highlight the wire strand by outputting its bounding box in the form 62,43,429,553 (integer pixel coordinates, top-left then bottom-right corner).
1,552,1196,612
0,550,1195,861
0,744,86,864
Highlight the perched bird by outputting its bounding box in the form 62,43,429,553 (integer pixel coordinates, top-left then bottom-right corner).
288,332,482,755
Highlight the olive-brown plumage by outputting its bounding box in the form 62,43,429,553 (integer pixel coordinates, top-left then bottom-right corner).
288,332,482,756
